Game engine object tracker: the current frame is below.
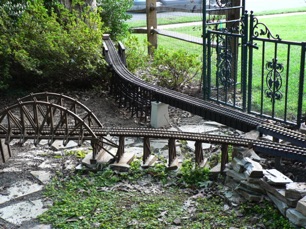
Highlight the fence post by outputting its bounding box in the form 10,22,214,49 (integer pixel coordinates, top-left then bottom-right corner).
146,0,157,55
297,42,306,127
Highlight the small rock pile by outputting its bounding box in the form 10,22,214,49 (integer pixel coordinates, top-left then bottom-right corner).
224,145,306,228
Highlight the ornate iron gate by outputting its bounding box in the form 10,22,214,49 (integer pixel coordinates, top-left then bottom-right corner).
204,12,306,127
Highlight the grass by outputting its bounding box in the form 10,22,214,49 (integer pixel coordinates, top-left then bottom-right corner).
127,9,306,123
39,160,295,229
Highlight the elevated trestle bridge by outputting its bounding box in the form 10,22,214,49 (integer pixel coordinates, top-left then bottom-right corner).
1,37,306,171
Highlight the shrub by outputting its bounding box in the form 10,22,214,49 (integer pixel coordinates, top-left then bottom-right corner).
124,35,150,72
97,0,133,40
0,0,107,91
151,47,202,90
124,38,202,91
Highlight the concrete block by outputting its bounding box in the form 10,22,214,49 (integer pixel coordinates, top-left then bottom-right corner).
0,180,43,204
51,140,78,151
31,171,53,184
296,196,306,216
286,182,306,200
244,157,263,178
263,169,293,185
150,101,170,128
286,208,306,228
0,199,47,226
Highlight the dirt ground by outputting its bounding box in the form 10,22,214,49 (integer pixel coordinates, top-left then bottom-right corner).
0,90,212,229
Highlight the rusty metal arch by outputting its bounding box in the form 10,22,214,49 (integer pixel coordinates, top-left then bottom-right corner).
0,101,99,149
17,92,103,128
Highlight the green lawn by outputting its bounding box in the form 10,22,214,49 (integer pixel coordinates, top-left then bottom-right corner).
127,11,306,123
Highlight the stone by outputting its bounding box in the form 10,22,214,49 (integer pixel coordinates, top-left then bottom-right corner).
243,130,260,140
244,157,263,178
31,225,51,229
210,163,222,175
226,169,247,182
258,179,287,203
263,169,293,185
267,193,288,216
51,140,78,151
178,124,219,134
224,176,240,189
240,180,265,194
0,199,48,226
248,150,262,162
223,188,244,206
173,217,181,225
232,147,252,160
286,208,306,228
296,196,306,217
231,157,247,173
31,171,53,184
237,188,263,202
286,182,306,200
0,180,43,205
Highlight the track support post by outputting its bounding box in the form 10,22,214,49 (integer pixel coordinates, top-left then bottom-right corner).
195,141,207,167
168,138,178,170
221,144,229,172
0,139,11,163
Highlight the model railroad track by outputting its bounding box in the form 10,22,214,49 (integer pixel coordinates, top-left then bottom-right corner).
0,93,306,171
102,37,306,150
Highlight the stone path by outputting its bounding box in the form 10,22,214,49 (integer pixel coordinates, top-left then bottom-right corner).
0,121,232,228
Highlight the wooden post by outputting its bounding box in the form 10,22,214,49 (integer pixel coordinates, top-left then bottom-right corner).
143,137,151,164
220,144,229,172
0,139,11,163
146,0,157,55
273,137,282,170
116,136,125,163
168,138,178,169
195,141,205,167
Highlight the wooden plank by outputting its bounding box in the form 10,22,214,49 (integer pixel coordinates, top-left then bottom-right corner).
142,154,157,168
0,139,11,163
167,157,179,170
110,152,136,172
154,29,203,45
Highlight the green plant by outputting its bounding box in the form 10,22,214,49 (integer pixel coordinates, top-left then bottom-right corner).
0,0,107,91
124,35,150,72
146,161,169,183
178,158,210,188
39,164,295,228
65,149,89,159
151,47,202,90
97,0,133,40
242,200,295,229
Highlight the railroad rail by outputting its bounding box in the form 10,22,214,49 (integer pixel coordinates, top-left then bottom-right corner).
102,36,306,149
1,38,306,170
1,93,306,172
